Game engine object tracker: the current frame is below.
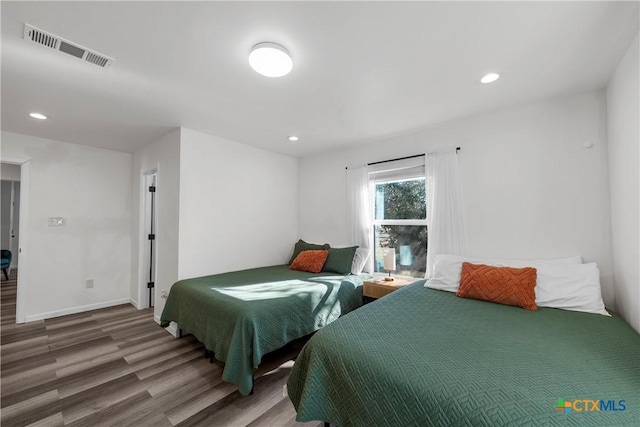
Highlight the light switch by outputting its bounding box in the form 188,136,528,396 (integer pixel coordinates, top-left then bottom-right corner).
48,217,67,227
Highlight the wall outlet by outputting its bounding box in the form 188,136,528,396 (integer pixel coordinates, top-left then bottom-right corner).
86,279,94,289
161,290,168,299
48,217,67,227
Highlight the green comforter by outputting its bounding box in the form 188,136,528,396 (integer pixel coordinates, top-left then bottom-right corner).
288,281,640,426
160,265,366,395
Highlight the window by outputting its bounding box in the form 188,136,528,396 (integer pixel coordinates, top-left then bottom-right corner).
370,159,427,278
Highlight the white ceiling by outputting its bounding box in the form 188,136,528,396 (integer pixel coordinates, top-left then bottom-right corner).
1,1,638,157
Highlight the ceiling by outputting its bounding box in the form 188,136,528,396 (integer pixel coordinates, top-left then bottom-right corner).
1,2,638,158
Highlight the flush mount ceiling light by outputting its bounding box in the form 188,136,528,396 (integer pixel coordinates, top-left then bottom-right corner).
29,112,47,120
288,136,299,142
249,42,292,77
481,73,500,84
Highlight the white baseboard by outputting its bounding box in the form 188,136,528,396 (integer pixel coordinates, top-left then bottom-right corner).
130,298,140,309
24,298,132,322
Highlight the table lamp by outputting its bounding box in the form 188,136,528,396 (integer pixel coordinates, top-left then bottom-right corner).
383,248,396,281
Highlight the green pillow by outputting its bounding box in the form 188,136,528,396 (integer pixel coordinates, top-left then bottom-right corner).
322,246,358,274
288,239,330,264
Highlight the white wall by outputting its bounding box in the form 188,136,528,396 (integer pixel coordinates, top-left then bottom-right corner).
1,163,21,181
178,128,298,279
131,129,181,320
299,91,616,307
132,127,298,321
1,131,132,320
607,32,639,333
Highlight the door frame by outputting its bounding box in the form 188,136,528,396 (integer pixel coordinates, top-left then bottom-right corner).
137,166,159,310
1,156,31,323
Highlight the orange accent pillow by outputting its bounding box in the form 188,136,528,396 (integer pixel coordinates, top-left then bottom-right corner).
289,250,329,273
457,262,538,311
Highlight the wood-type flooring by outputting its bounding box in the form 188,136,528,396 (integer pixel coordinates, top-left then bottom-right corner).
1,271,321,427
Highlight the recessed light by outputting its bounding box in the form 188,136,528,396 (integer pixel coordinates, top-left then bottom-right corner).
481,73,500,84
249,42,293,77
29,112,48,120
288,136,299,142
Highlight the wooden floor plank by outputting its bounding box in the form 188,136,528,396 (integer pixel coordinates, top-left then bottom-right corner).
65,390,169,427
165,381,239,426
131,346,204,380
60,374,149,424
1,354,57,377
1,325,48,345
46,326,109,350
0,390,59,425
175,362,295,427
1,365,59,401
247,396,323,427
56,358,133,399
0,339,51,364
55,350,136,379
144,355,224,398
24,411,65,427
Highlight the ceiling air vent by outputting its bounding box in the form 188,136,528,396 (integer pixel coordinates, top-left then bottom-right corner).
23,23,114,69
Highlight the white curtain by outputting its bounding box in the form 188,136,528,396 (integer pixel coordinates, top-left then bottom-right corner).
425,150,467,278
347,165,373,272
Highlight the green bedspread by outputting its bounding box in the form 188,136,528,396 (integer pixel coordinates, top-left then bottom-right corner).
288,281,640,426
160,265,366,395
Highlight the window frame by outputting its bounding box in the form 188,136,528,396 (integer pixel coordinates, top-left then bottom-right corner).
369,174,428,277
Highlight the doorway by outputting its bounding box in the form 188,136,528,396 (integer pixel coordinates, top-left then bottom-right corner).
0,159,30,324
1,175,19,324
1,178,20,270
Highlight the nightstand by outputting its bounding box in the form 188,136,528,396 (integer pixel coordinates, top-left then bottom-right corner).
363,277,419,303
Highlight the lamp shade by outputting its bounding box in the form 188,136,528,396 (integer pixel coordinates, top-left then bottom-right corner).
383,248,396,271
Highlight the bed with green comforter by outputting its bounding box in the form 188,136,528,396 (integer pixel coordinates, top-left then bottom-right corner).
287,281,640,426
160,265,367,395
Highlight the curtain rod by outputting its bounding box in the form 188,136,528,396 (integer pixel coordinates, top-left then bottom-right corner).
345,147,460,170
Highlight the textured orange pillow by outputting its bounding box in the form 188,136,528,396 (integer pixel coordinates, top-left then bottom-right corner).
457,262,538,311
289,250,329,273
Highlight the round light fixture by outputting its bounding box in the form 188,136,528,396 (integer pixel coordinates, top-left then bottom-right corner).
249,42,293,77
288,136,299,142
481,73,500,84
29,112,48,120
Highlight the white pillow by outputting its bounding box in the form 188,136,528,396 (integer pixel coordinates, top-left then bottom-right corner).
535,263,609,316
425,254,583,292
351,248,371,274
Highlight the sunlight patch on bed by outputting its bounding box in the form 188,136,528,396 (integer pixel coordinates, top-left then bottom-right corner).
214,280,323,300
